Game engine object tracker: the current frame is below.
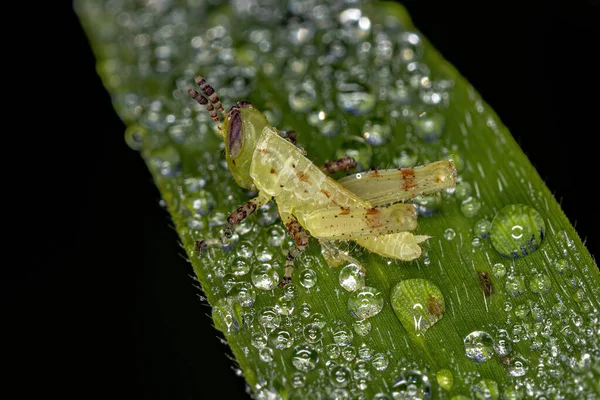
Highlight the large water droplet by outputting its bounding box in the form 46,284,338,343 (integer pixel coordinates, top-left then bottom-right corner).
464,331,495,362
529,273,551,294
299,268,317,288
390,279,445,335
490,204,546,258
339,263,366,292
392,370,431,399
347,286,384,319
291,344,319,372
303,323,323,343
269,328,294,350
251,263,279,290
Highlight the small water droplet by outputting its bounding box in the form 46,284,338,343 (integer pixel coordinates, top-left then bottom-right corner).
396,32,423,62
291,344,319,372
341,346,356,362
259,347,274,362
326,344,341,359
303,323,323,343
251,332,268,349
362,120,391,146
413,192,443,216
229,257,250,276
555,258,570,274
413,111,445,142
444,228,456,241
436,369,453,391
124,124,146,151
337,81,376,116
289,86,317,113
353,320,371,336
492,263,506,278
464,331,495,362
333,328,354,347
393,145,419,168
490,204,546,258
505,275,526,296
339,263,366,292
230,282,256,307
211,297,240,333
529,273,551,294
392,370,431,399
454,181,472,200
390,279,445,335
269,328,294,350
258,307,281,330
506,354,529,377
339,8,371,43
474,219,491,238
149,145,182,177
290,372,306,388
348,286,384,319
330,365,352,387
372,353,389,371
299,268,318,288
460,196,482,218
472,379,499,400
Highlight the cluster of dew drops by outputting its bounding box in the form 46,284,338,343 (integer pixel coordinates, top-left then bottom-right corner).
78,0,600,398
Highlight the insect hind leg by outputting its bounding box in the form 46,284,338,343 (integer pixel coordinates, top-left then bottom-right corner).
319,156,357,175
280,214,309,287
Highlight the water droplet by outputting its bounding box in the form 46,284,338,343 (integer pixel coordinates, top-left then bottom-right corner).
348,286,384,319
460,196,482,218
413,111,445,142
299,303,311,318
310,312,326,328
257,203,279,226
341,346,356,362
372,353,389,371
492,263,506,278
339,8,371,43
413,193,443,216
230,282,256,307
392,370,431,399
390,279,445,335
337,81,375,116
436,369,453,391
124,124,146,150
474,219,491,238
289,86,317,113
149,145,182,177
291,344,319,372
555,258,570,274
330,365,352,387
396,32,423,62
353,320,371,336
299,268,318,288
267,225,287,247
303,323,323,343
269,328,294,350
333,328,354,347
443,228,456,241
212,298,240,333
393,145,418,168
339,263,366,292
275,296,295,315
490,204,546,258
506,354,529,377
529,273,551,294
494,330,512,356
362,120,391,146
291,372,306,388
229,257,250,276
454,181,472,200
259,347,274,362
464,331,495,362
259,307,281,330
505,275,526,296
472,379,499,400
251,263,279,290
326,343,341,359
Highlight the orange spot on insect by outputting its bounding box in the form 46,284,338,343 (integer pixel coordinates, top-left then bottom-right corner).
270,168,276,174
427,297,445,316
257,148,269,154
366,208,379,215
320,189,331,198
340,207,351,215
296,171,310,183
400,168,417,190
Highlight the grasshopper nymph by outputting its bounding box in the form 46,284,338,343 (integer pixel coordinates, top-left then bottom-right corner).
188,76,457,287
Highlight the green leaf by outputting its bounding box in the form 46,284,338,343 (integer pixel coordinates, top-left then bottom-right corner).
76,0,600,398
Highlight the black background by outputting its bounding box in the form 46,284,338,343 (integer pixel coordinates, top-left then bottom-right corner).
5,1,599,398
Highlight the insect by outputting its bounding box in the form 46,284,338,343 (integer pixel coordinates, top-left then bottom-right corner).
188,76,457,287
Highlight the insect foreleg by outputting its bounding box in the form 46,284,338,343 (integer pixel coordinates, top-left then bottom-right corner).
319,239,366,274
194,192,271,255
280,214,309,287
319,156,357,175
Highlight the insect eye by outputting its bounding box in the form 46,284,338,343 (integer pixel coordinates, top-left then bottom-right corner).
236,100,252,108
227,109,243,158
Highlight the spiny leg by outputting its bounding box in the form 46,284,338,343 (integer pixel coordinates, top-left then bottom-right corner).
319,156,357,175
194,192,271,255
188,89,220,122
280,214,309,288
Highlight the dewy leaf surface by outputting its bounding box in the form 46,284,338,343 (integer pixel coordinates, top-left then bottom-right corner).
76,0,600,398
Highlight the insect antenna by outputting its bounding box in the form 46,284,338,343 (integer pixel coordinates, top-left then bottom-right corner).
187,88,220,123
194,76,226,117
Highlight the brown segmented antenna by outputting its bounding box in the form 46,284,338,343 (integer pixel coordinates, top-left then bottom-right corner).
194,76,226,116
188,89,219,122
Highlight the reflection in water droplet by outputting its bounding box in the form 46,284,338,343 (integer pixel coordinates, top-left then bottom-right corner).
339,263,366,292
348,286,384,319
490,204,546,258
291,372,306,388
393,145,418,168
492,263,506,278
291,344,319,372
212,298,239,333
330,365,352,387
392,370,431,400
229,257,250,276
390,279,445,335
472,379,499,400
464,331,495,362
505,275,526,296
413,112,445,142
299,268,318,288
436,369,453,391
251,263,279,290
303,323,322,343
337,81,375,116
507,354,529,377
124,124,146,150
269,328,294,350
